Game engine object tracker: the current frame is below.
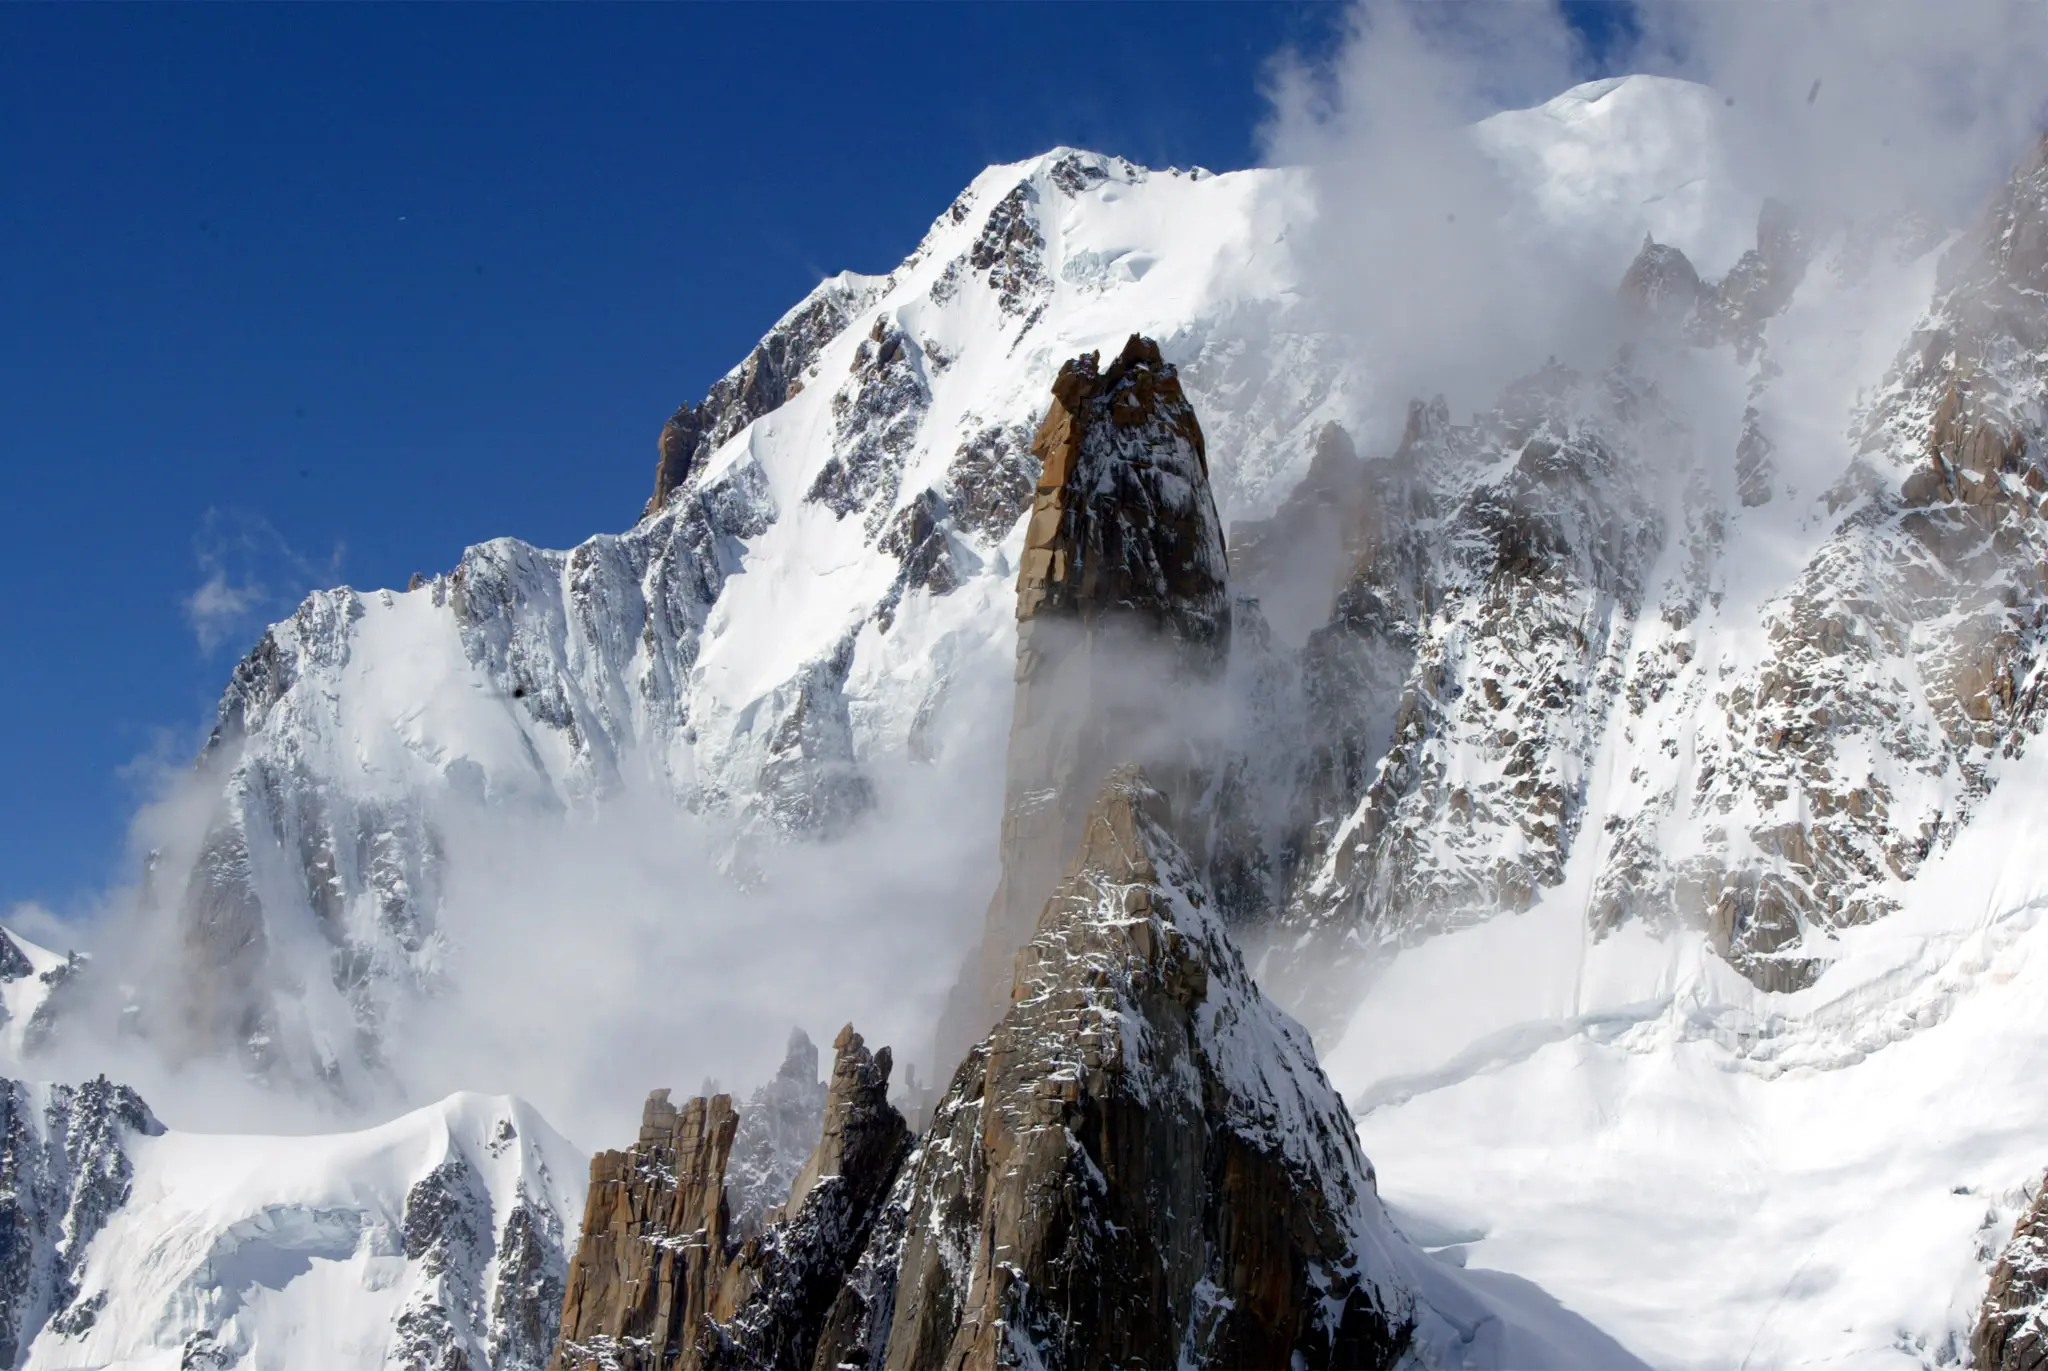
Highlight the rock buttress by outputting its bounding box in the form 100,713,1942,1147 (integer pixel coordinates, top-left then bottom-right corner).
941,333,1232,1059
551,1029,907,1371
817,767,1413,1371
1977,1180,2048,1371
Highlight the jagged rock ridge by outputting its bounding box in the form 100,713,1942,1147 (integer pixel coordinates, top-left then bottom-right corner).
550,769,1419,1371
0,1076,160,1366
551,1025,907,1371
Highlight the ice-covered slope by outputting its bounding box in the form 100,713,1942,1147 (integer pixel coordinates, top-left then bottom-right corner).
12,1086,583,1371
1334,735,2048,1366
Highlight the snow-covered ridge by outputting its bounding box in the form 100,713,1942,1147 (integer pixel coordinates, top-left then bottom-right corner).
10,1085,583,1371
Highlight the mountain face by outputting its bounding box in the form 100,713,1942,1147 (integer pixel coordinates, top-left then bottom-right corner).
0,1077,159,1368
42,78,1769,1106
13,69,2048,1369
543,340,1641,1371
0,1084,581,1371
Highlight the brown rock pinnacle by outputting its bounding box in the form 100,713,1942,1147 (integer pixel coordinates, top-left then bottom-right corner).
551,1027,907,1371
939,334,1232,1061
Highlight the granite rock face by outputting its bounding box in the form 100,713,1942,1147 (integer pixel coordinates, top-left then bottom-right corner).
553,770,1413,1371
828,769,1410,1371
1979,1180,2048,1371
551,1027,908,1371
943,334,1232,1057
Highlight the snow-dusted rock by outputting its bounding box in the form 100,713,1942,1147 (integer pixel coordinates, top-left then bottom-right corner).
7,1088,581,1371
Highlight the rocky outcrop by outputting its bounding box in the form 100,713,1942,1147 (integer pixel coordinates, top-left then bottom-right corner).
0,1076,162,1366
1619,234,1706,329
1589,134,2048,989
943,334,1232,1055
551,1027,908,1371
706,1028,909,1370
1978,1180,2048,1370
646,278,874,519
825,768,1409,1370
726,1030,830,1240
1234,363,1671,1008
555,769,1415,1371
1619,199,1809,354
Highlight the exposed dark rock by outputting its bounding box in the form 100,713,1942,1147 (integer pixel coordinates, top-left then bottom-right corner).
808,318,930,532
819,768,1411,1370
1978,1179,2048,1370
966,180,1047,317
0,1075,162,1368
551,1089,742,1371
941,333,1232,1055
726,1030,830,1240
1735,406,1776,507
553,771,1414,1371
647,283,867,519
0,930,33,983
872,491,968,635
752,634,875,838
1619,234,1706,330
551,1028,908,1371
706,1028,909,1371
941,421,1038,539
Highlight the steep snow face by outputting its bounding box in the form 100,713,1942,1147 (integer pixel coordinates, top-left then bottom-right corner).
0,929,78,1061
97,77,1755,1104
18,1088,583,1371
1333,736,2048,1367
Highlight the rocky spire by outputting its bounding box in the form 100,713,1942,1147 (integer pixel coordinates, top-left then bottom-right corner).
550,1027,908,1371
939,333,1232,1059
814,767,1412,1370
551,1090,742,1371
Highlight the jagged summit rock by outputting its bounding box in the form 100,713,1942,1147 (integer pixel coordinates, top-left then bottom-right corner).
941,332,1234,1059
1619,198,1808,353
551,1025,907,1371
819,766,1412,1370
1619,232,1706,328
551,768,1418,1370
726,1029,831,1240
1014,333,1229,652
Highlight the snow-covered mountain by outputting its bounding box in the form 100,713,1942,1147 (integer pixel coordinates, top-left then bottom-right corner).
0,1081,581,1371
13,68,2048,1368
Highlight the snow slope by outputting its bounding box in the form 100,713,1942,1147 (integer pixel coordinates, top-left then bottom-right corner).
1338,732,2048,1367
21,1091,583,1371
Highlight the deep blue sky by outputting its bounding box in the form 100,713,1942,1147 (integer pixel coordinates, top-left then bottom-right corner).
0,3,1621,916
